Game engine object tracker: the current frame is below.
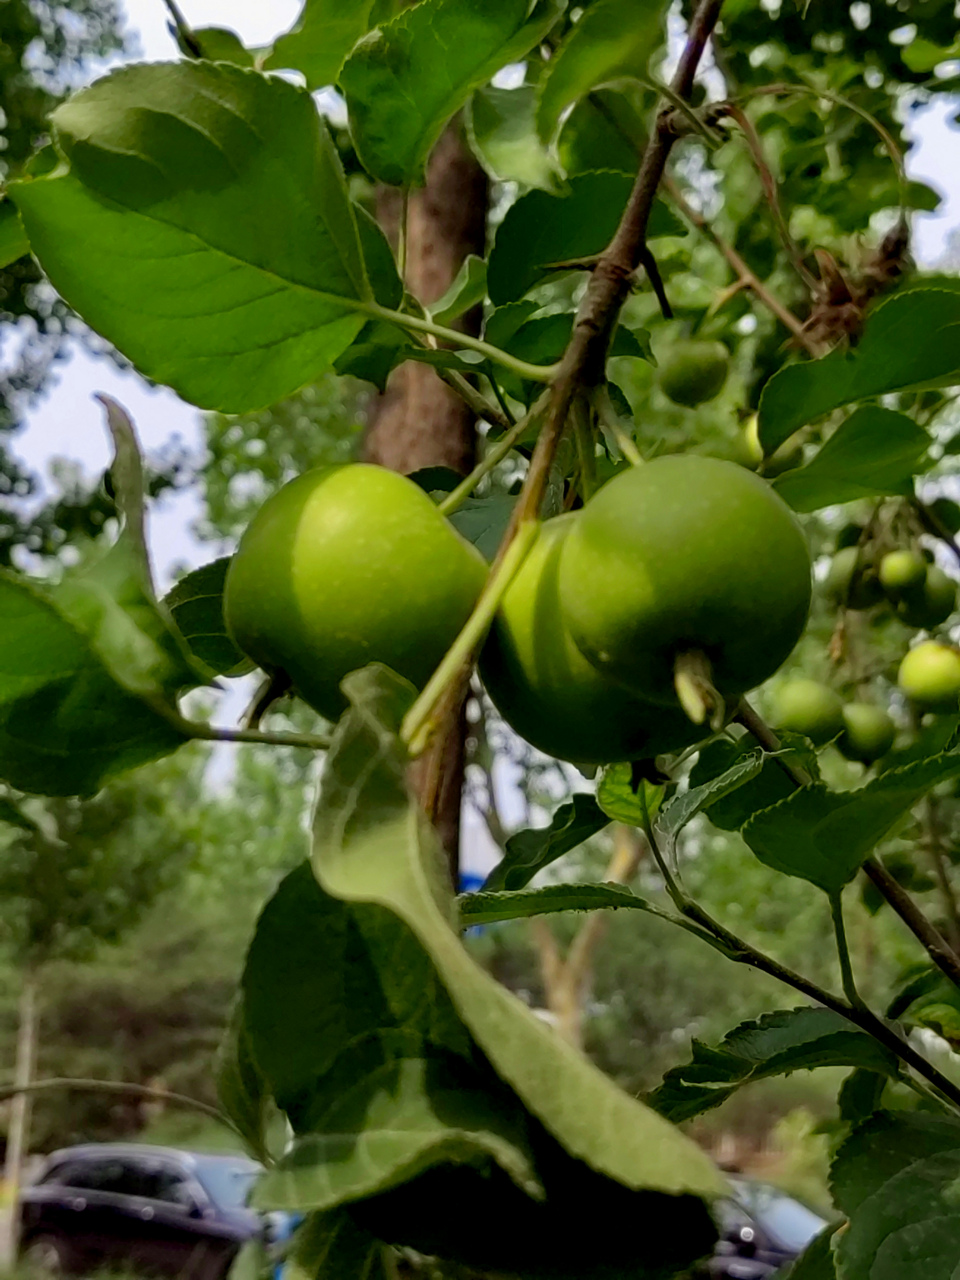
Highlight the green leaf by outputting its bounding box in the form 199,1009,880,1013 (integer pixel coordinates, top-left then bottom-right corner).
536,0,669,144
487,171,683,305
242,862,472,1127
902,38,960,73
467,85,563,193
831,1112,960,1280
263,1,381,89
483,793,609,892
11,63,371,413
429,254,487,325
447,493,516,562
163,559,250,677
687,737,801,833
758,290,960,453
557,87,648,178
596,763,663,827
283,1211,387,1280
0,198,29,269
0,570,187,796
333,321,410,392
193,27,256,65
838,1068,888,1125
659,751,765,839
354,205,403,310
781,1227,838,1280
773,407,930,513
255,1050,542,1211
741,749,960,894
650,1008,900,1124
459,881,668,926
312,665,727,1200
340,0,564,187
216,1001,271,1164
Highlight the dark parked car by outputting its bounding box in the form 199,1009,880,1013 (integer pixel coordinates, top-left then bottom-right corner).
20,1143,275,1279
706,1177,829,1277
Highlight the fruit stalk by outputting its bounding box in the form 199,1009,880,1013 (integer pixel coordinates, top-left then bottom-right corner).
401,520,540,756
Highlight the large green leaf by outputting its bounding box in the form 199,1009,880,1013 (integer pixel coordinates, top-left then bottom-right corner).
658,751,766,839
0,198,29,268
467,85,563,192
0,570,187,795
650,1008,900,1124
536,0,669,144
741,749,960,894
487,171,684,305
758,290,960,453
830,1112,960,1280
596,763,663,827
255,1049,542,1211
311,666,726,1200
11,62,372,413
687,736,811,833
557,87,649,178
283,1211,387,1280
483,793,609,892
773,407,931,513
242,862,472,1126
163,559,250,677
263,0,397,90
429,254,487,325
340,0,564,187
782,1228,838,1280
216,1001,271,1164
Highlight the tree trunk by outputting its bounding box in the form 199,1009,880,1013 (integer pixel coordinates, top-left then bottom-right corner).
0,972,39,1269
364,119,488,880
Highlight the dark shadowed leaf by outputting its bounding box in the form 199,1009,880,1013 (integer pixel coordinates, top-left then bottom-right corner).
487,171,684,305
483,794,609,891
781,1227,838,1280
282,1211,387,1280
164,559,250,677
0,198,29,269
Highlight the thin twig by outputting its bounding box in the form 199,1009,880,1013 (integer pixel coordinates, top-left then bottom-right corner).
662,174,819,353
831,892,866,1010
161,706,331,753
162,0,205,58
0,1077,231,1126
438,401,545,517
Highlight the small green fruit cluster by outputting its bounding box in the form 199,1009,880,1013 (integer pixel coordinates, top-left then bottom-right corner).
224,464,488,721
773,679,895,764
898,641,960,712
827,541,956,630
484,455,812,763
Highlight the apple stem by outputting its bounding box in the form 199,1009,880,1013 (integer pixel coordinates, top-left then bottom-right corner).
438,403,545,517
674,650,725,729
401,520,540,756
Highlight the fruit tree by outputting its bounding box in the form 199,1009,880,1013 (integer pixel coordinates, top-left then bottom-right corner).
6,0,960,1275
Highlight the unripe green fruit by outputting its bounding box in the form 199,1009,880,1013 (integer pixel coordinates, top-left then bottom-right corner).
558,456,812,706
898,641,960,711
658,340,729,408
480,517,703,764
897,565,956,630
838,703,896,764
773,679,843,745
879,549,927,597
825,546,883,610
224,464,487,720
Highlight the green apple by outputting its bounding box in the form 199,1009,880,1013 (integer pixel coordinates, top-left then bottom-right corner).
224,464,487,720
878,549,927,597
896,565,956,629
773,679,843,745
825,546,883,610
898,641,960,711
558,456,812,706
658,340,729,408
838,702,896,764
480,516,704,764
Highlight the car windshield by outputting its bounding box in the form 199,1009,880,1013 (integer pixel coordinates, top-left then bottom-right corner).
733,1181,827,1252
194,1158,260,1210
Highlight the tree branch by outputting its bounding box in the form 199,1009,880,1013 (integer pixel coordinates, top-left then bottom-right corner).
0,1077,230,1126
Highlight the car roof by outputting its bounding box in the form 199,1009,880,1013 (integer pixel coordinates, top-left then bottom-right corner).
43,1144,256,1171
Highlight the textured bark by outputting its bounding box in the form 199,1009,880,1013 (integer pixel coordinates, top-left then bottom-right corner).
364,120,488,879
